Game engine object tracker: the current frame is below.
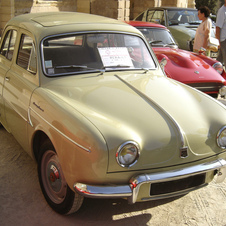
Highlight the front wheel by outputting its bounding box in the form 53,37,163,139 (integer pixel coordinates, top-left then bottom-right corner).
38,140,84,215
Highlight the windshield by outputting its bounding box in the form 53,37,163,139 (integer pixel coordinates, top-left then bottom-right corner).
137,28,177,47
42,33,156,76
168,9,200,25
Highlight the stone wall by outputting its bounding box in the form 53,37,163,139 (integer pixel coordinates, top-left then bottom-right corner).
0,0,77,34
0,0,14,33
130,0,155,20
30,0,77,14
91,0,118,19
77,0,90,13
0,0,198,35
14,0,33,16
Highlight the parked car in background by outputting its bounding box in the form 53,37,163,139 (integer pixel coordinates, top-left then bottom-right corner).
127,21,226,98
134,7,218,58
0,12,226,215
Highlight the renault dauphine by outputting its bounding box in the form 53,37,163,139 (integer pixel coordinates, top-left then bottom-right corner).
0,12,226,215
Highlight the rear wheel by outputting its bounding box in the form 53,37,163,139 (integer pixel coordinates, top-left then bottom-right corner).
38,140,84,215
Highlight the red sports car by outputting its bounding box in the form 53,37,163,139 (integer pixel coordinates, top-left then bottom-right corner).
127,21,226,98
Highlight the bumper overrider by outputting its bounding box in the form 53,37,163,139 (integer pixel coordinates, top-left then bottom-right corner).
219,86,226,98
74,159,226,204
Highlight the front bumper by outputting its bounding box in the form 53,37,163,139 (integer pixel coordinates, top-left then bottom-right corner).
74,159,226,204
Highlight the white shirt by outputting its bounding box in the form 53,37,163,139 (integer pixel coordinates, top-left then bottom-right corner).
216,5,226,41
194,18,212,50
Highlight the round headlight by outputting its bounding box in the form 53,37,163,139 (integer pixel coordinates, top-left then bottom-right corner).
116,141,140,168
212,62,223,75
217,126,226,148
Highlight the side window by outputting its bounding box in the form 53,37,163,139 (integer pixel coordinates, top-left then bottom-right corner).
0,30,17,61
134,12,145,21
17,34,37,74
150,10,165,25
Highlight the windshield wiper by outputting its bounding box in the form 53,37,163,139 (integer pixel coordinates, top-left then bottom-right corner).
165,42,177,47
55,65,89,69
102,65,132,69
54,65,106,74
149,40,163,45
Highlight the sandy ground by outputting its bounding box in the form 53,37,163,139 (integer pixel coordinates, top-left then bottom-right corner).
0,98,226,226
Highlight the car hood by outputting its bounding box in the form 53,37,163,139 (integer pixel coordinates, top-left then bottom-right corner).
44,72,226,172
169,24,197,34
153,47,225,84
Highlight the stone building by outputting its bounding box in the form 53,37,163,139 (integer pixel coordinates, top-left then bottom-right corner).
0,0,196,35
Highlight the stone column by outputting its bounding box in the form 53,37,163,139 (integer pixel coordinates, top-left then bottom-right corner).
177,0,187,7
118,0,130,21
187,0,195,8
155,0,162,7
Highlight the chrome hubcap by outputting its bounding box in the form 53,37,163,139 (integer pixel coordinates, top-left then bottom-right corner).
41,150,67,204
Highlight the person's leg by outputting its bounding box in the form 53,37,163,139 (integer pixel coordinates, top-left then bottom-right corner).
219,40,226,66
217,46,223,63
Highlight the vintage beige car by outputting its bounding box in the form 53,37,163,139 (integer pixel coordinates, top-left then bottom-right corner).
0,12,226,215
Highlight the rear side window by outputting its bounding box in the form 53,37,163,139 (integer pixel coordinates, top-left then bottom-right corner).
0,29,17,61
17,34,37,74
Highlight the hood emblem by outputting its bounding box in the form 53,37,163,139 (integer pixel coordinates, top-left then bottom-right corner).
180,147,189,158
194,70,200,74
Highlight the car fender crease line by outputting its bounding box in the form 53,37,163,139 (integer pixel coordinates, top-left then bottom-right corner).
28,107,33,127
30,108,91,153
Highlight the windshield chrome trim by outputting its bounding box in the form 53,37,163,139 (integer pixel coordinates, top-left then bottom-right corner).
41,30,157,77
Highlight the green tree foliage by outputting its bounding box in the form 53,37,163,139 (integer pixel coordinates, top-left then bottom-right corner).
220,0,225,6
195,0,217,14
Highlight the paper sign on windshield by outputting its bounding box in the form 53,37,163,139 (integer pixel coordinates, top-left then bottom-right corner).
98,47,133,67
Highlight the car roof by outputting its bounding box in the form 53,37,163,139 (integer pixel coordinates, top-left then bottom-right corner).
6,12,141,40
147,7,197,11
126,21,166,29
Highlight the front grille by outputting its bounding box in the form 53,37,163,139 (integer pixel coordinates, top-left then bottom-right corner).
187,82,223,92
150,173,206,195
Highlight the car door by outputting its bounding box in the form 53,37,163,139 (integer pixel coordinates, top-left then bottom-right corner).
3,29,39,151
0,28,17,129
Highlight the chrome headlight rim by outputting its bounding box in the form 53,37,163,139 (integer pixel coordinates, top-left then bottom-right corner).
116,141,140,168
212,62,223,75
217,125,226,149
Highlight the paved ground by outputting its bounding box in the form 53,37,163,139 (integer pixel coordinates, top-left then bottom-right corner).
0,97,226,226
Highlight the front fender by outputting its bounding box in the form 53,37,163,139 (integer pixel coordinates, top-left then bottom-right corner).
169,26,196,50
29,88,109,189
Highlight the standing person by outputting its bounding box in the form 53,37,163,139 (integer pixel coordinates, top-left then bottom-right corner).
216,0,226,66
193,6,212,56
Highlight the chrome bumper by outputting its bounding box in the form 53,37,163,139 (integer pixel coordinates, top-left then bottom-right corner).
219,86,226,97
74,159,226,204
